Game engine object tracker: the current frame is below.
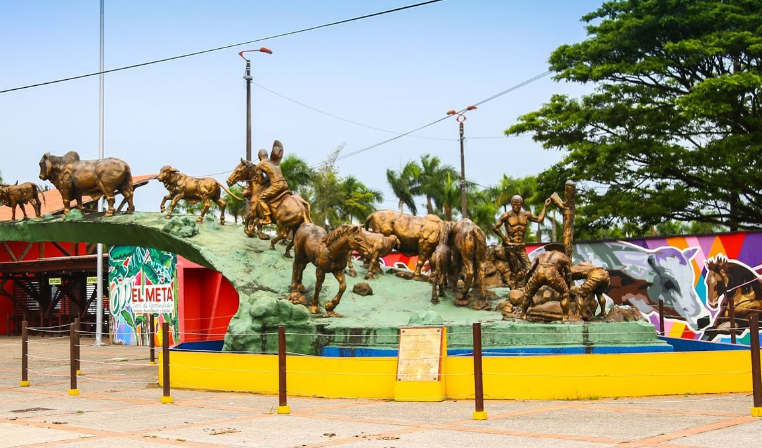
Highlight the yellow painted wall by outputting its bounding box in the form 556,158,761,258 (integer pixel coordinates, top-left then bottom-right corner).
160,350,757,400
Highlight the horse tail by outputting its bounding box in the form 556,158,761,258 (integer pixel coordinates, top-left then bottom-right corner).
296,195,312,223
364,213,374,230
218,181,243,200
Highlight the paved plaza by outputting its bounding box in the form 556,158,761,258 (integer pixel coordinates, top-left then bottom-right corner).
0,336,760,448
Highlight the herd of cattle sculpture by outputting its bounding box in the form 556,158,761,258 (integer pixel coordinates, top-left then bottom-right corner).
0,142,619,323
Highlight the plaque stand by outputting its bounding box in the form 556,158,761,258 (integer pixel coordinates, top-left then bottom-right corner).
393,327,446,402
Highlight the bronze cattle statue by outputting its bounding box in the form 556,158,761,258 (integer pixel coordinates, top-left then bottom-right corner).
363,210,443,280
0,182,45,220
429,241,454,304
447,219,488,309
290,224,361,316
157,166,241,224
227,159,312,257
38,151,134,217
347,229,399,280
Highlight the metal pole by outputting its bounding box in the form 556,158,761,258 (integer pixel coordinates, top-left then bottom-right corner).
750,314,761,416
244,59,252,216
277,325,290,414
69,322,79,395
729,296,737,344
161,322,172,403
472,322,487,420
459,120,468,219
20,321,29,387
149,314,156,365
95,0,105,346
74,317,81,375
659,298,665,337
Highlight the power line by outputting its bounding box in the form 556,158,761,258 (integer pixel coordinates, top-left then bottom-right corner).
327,70,552,165
0,0,449,95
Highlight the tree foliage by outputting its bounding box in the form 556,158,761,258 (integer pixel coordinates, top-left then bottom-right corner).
506,0,762,232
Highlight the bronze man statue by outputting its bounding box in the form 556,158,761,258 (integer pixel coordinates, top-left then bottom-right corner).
254,147,289,225
493,195,550,288
570,261,609,320
521,245,573,322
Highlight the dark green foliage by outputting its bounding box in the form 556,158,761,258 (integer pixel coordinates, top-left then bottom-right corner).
507,0,762,232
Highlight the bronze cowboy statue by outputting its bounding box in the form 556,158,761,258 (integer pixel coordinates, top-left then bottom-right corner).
227,140,312,257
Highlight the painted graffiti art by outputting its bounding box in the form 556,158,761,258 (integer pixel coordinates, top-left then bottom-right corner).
108,245,178,345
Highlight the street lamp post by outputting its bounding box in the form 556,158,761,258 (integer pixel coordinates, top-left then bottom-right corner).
447,106,477,219
239,47,272,163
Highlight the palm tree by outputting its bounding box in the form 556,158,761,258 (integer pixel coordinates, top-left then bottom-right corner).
434,173,462,221
310,146,344,230
280,154,314,192
467,188,499,237
386,161,420,215
340,176,384,223
417,154,458,215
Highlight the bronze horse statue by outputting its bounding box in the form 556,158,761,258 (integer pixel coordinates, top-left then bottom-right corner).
290,224,361,316
227,159,312,257
705,255,762,332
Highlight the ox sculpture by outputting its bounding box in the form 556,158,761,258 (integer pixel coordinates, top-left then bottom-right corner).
363,210,444,280
447,219,488,309
0,182,45,220
39,151,134,217
157,165,242,224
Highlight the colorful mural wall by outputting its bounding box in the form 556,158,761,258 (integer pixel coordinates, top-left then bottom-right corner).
526,232,762,345
108,246,178,346
378,232,762,345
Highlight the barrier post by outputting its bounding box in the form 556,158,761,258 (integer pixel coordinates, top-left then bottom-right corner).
68,322,79,395
20,321,29,387
277,325,290,414
750,314,762,417
149,314,156,365
659,298,665,336
729,297,737,344
472,322,487,420
74,317,81,375
161,322,173,403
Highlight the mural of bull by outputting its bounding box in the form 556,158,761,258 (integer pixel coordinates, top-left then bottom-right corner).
531,241,711,330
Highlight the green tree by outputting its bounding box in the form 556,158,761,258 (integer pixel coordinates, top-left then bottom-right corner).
340,176,383,223
435,172,462,221
310,146,344,230
223,184,246,223
507,0,762,233
386,161,420,215
280,154,314,192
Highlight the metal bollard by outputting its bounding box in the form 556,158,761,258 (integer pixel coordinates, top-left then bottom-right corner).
659,298,665,336
472,322,487,420
729,297,737,344
277,325,290,414
149,314,156,365
750,314,761,417
74,317,81,375
20,321,29,387
161,322,173,404
69,322,79,395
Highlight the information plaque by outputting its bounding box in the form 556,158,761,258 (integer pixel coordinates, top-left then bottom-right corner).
396,327,444,382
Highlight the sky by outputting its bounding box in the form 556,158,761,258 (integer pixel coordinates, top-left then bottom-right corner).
0,0,602,214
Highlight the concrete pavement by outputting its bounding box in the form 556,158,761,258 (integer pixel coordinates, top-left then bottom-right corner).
0,336,759,448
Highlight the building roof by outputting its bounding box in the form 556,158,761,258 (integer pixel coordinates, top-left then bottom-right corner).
0,174,157,222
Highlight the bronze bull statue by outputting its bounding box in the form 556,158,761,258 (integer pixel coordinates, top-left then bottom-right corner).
447,219,488,309
157,165,242,225
363,210,443,280
38,151,134,217
0,182,46,220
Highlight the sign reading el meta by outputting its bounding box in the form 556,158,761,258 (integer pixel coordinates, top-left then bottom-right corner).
129,284,175,313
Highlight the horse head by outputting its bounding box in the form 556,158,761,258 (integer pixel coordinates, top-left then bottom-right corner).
705,255,730,308
227,158,254,186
